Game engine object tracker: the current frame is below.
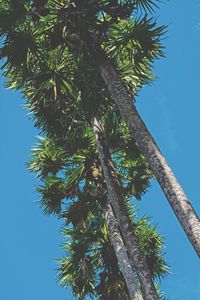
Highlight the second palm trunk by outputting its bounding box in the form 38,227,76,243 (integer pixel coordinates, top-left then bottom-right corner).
93,117,159,300
104,202,143,300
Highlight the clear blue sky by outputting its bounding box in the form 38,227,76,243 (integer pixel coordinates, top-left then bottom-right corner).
0,1,200,299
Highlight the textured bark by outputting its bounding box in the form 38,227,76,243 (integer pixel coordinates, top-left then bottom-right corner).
93,117,159,300
94,52,200,257
104,202,143,300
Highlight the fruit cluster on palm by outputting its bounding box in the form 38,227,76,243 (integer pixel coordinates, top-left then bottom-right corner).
0,0,199,299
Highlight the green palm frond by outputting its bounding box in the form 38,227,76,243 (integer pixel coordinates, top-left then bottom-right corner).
28,136,67,178
23,51,77,134
37,176,66,215
0,0,27,34
133,0,160,12
1,26,39,73
106,17,165,62
62,189,106,228
59,217,103,299
135,216,169,279
59,253,96,300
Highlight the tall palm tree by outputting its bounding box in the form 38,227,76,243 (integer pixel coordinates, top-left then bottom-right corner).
27,119,154,299
93,49,200,257
25,60,161,296
29,136,143,299
1,21,164,297
93,117,158,299
28,133,168,299
0,12,166,298
0,0,199,255
60,0,200,256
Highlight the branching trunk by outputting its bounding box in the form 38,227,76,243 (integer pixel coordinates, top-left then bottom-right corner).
93,117,159,300
94,50,200,257
104,202,144,300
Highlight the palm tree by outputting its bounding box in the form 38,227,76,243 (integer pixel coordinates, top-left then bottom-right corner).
28,118,158,298
0,0,199,256
93,48,200,257
29,136,143,299
25,60,161,296
93,117,158,299
60,0,200,256
0,6,166,296
28,134,168,299
1,20,164,297
0,1,180,296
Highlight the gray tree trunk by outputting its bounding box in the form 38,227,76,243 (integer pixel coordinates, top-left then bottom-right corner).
93,117,159,300
90,187,142,299
95,52,200,257
104,202,143,300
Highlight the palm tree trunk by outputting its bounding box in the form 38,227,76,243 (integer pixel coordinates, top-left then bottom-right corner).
93,117,159,300
93,50,200,257
104,202,143,300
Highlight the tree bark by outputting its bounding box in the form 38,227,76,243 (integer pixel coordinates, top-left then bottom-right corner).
104,202,143,300
93,117,159,300
94,51,200,257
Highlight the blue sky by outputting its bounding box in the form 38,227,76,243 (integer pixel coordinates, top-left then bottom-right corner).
0,1,200,299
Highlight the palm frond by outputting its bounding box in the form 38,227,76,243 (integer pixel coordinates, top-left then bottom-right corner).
37,176,66,215
28,136,67,178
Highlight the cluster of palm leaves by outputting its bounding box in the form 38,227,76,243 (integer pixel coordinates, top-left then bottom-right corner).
28,127,168,299
0,0,184,299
